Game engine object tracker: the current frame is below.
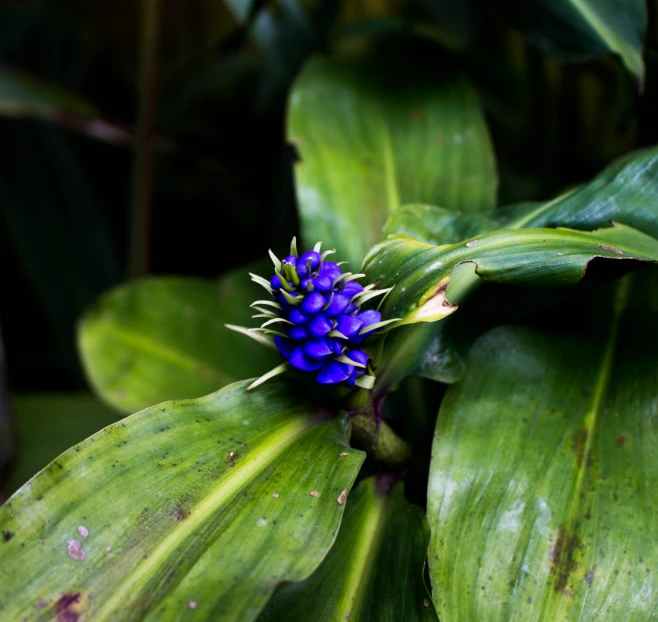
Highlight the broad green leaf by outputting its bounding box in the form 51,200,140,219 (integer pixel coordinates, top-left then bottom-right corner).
428,272,658,619
288,56,497,267
388,146,658,243
0,380,365,621
261,477,437,621
512,146,658,237
8,393,119,495
365,223,658,326
510,0,647,81
378,147,658,385
78,271,280,413
0,67,97,119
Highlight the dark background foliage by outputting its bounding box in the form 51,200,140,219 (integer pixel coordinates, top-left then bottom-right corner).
1,0,657,495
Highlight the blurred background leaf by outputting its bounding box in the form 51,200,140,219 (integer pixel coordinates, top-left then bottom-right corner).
288,51,498,267
78,268,280,413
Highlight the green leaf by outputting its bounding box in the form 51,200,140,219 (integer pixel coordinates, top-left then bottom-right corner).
366,223,658,326
0,380,365,621
510,0,647,82
288,56,497,267
427,272,658,619
0,66,97,119
378,147,658,385
511,146,658,237
383,203,496,246
78,271,281,413
8,393,119,495
261,477,437,621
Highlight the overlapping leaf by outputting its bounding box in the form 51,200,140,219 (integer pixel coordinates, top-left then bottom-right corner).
78,271,280,413
428,270,658,619
507,0,647,81
261,477,436,621
0,380,365,621
288,56,497,267
366,223,658,326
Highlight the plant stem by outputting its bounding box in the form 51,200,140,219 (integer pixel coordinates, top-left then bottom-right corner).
129,0,161,278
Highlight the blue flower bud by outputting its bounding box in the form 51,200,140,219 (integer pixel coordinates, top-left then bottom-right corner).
243,239,394,389
304,338,334,360
299,250,321,269
317,361,354,385
288,309,309,325
312,274,333,292
289,347,324,371
335,314,363,338
301,291,327,314
308,314,333,337
325,294,350,317
342,281,364,297
288,326,308,341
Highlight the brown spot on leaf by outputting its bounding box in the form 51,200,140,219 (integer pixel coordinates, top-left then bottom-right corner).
54,592,81,622
550,526,583,594
2,531,14,542
337,489,348,505
175,507,190,521
616,435,627,447
598,244,624,255
571,428,588,461
584,567,596,585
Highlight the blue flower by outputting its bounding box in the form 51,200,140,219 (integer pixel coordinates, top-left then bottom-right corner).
229,238,397,390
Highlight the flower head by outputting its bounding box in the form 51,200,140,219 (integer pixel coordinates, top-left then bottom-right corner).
229,239,396,390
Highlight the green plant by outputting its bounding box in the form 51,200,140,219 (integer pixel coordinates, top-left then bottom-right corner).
2,2,658,620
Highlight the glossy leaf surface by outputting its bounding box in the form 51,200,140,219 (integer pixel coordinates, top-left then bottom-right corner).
78,272,280,413
261,477,436,621
288,57,497,267
0,380,365,621
428,272,658,619
366,224,658,326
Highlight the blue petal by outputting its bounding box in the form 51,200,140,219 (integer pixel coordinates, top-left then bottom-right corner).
283,255,298,267
342,281,364,297
270,274,282,289
288,309,309,325
288,326,308,340
328,339,343,356
304,338,334,359
325,294,350,317
345,303,357,314
320,261,342,277
308,314,333,337
299,250,321,269
356,309,381,328
296,264,309,278
289,347,323,371
301,292,326,314
335,314,363,338
316,361,354,385
312,274,333,292
274,335,294,359
345,349,368,367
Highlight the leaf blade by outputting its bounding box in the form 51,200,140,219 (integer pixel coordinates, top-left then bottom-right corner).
0,380,365,621
288,57,497,267
427,272,658,619
261,478,437,621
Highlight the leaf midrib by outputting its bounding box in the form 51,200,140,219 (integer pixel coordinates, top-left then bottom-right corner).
90,319,233,386
93,414,311,621
335,488,387,619
539,276,632,617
